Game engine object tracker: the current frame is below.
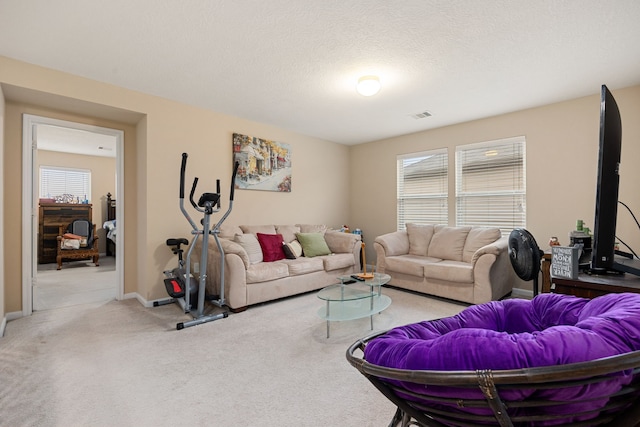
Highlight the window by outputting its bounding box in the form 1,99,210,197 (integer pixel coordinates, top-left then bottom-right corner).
40,166,91,203
397,149,448,231
455,137,526,234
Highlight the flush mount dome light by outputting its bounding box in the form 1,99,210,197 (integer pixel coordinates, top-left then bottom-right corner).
357,75,381,96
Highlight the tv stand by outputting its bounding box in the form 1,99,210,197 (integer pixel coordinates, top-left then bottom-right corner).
586,267,625,276
613,255,640,277
552,273,640,299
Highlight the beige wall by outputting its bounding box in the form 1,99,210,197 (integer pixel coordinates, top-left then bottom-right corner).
37,150,116,254
1,55,351,314
351,85,640,290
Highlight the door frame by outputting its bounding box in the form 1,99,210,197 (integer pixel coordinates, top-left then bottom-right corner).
21,114,125,315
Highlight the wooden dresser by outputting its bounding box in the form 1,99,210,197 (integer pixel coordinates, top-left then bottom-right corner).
38,203,93,264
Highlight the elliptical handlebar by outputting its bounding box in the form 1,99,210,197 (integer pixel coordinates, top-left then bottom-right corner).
180,153,188,200
230,161,239,201
189,177,200,211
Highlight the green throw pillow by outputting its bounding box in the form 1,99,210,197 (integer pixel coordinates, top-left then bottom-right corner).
296,232,331,257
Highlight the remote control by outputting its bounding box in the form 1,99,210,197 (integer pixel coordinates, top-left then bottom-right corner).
342,279,357,284
351,274,365,281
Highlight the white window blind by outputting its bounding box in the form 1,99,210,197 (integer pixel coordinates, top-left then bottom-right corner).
397,149,448,231
455,137,526,234
40,166,91,202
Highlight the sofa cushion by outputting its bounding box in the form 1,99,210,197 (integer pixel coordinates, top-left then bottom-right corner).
462,227,502,263
240,224,277,235
424,260,474,283
246,262,290,283
407,223,435,256
275,225,301,243
427,226,471,261
296,232,332,257
256,233,286,262
234,233,263,264
385,255,442,278
284,257,324,276
296,224,327,234
322,253,355,271
220,224,243,239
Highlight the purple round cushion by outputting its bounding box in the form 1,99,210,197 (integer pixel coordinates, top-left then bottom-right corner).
364,293,640,424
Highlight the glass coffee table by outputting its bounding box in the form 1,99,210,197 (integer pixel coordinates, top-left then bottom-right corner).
317,273,391,338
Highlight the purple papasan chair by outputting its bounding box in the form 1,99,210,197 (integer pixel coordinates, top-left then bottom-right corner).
347,292,640,427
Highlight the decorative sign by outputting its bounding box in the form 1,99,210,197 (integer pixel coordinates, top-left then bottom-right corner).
551,246,579,279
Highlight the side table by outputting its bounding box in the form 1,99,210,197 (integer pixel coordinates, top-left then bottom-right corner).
317,273,391,338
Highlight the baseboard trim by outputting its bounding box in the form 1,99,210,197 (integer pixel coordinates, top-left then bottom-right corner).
6,311,22,321
123,292,171,308
511,287,533,299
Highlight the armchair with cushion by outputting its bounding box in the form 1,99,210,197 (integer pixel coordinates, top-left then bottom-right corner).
56,219,100,270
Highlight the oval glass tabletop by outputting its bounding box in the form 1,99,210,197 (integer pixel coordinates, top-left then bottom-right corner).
317,283,374,302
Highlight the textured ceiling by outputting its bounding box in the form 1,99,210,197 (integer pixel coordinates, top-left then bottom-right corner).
1,1,640,145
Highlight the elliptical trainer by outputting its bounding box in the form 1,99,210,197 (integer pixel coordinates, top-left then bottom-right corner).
155,153,239,330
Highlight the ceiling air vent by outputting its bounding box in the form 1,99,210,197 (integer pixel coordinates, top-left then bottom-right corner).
411,111,432,119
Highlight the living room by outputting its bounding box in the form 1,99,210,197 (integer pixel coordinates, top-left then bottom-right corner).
2,3,640,423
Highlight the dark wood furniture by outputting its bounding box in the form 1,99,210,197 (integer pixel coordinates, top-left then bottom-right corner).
38,203,92,264
552,272,640,299
543,249,640,298
56,223,100,270
105,192,116,256
541,251,552,293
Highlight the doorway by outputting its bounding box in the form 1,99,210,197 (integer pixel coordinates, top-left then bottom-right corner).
22,114,125,315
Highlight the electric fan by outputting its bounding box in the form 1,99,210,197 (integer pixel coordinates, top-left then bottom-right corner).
508,228,543,297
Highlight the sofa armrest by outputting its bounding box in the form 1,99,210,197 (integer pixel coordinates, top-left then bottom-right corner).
374,231,409,274
472,236,517,303
325,231,362,267
374,231,409,256
470,236,508,265
194,238,249,309
212,238,251,269
324,230,361,253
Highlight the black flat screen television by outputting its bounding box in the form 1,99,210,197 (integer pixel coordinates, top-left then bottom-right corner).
590,85,623,274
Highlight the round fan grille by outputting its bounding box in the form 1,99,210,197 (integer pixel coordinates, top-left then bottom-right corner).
508,229,542,296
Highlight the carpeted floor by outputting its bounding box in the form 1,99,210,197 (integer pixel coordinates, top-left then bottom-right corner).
34,256,117,311
0,285,467,426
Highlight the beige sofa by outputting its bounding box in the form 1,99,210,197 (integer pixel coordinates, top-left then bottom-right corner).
194,224,362,311
374,223,518,304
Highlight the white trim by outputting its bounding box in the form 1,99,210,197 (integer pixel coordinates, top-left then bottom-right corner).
22,114,125,315
454,135,525,153
5,311,23,321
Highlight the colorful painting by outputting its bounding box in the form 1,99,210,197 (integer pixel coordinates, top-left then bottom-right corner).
233,133,292,192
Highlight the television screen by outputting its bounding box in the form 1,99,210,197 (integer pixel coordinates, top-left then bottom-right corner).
590,85,622,273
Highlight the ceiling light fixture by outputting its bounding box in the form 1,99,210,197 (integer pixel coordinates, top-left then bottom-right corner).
356,75,381,96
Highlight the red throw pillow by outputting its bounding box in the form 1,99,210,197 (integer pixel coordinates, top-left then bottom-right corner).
256,233,286,262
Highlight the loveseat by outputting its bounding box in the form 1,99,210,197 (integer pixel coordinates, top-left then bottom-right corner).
194,224,362,311
374,223,519,305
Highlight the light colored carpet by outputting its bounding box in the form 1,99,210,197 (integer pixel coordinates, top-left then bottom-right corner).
0,286,467,426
